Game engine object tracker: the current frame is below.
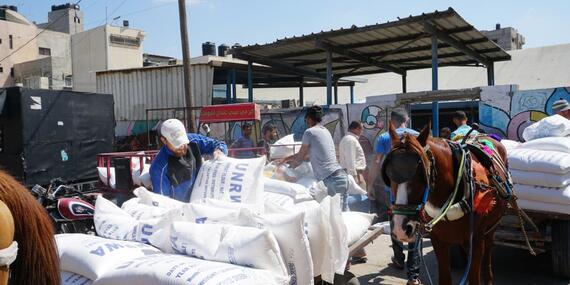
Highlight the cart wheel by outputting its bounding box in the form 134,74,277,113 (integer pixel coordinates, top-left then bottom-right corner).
551,219,570,278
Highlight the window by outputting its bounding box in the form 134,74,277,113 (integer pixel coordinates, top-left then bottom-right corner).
8,35,12,49
0,38,2,44
39,47,51,56
109,34,141,47
10,68,13,77
0,67,3,73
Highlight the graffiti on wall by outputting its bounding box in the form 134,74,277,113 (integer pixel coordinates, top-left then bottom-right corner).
480,87,570,141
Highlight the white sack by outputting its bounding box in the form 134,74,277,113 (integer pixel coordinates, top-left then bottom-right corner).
347,175,367,196
94,195,164,244
520,136,570,153
132,164,151,187
318,195,349,282
93,253,288,285
522,114,570,141
264,178,313,203
120,197,170,220
60,271,92,285
516,199,570,216
55,234,161,281
501,139,521,150
190,156,266,206
511,169,570,188
97,167,115,188
513,184,570,205
181,201,314,285
342,212,376,246
270,134,301,160
134,186,185,209
508,148,570,174
264,192,296,208
168,222,288,278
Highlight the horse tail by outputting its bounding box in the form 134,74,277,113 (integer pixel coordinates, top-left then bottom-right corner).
0,171,60,285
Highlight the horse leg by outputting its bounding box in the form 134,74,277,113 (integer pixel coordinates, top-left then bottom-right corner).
482,232,495,285
467,238,485,285
432,238,452,285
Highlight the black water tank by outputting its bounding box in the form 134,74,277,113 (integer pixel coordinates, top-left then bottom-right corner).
0,5,18,12
231,43,242,49
202,42,216,56
218,44,229,56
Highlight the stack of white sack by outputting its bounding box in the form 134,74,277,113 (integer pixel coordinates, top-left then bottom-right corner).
91,155,376,284
508,137,570,215
56,233,287,285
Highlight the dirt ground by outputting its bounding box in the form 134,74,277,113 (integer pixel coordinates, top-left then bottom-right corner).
350,235,570,285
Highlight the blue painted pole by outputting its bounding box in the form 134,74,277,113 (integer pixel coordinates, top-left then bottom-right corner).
299,77,304,106
247,60,253,102
350,84,354,104
225,71,231,103
431,35,439,137
326,50,333,105
231,69,237,103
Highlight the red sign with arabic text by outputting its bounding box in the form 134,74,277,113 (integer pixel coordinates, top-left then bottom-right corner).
199,103,261,123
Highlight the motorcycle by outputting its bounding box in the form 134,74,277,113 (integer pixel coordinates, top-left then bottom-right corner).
30,179,96,234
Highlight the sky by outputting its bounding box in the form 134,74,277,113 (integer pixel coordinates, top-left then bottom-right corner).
5,0,570,58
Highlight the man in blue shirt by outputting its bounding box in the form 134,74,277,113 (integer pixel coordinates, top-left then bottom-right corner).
231,122,256,158
451,111,478,141
373,109,421,285
150,119,228,202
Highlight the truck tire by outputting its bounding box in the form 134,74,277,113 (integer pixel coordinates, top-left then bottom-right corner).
551,220,570,278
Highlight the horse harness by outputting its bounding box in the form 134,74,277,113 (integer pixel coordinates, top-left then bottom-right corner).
386,133,515,233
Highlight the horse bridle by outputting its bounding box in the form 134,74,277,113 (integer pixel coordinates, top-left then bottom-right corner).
382,142,437,219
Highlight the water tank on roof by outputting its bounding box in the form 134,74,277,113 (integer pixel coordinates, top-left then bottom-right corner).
0,5,17,12
218,44,229,56
202,42,216,56
231,43,242,49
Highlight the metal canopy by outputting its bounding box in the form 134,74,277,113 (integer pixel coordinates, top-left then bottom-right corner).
229,8,510,78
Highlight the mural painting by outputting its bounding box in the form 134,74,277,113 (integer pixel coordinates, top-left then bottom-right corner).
480,86,570,141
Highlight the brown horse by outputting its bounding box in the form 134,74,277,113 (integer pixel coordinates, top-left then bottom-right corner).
381,123,510,285
0,171,60,285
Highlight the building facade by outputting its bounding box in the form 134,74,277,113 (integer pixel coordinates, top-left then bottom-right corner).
0,5,78,89
481,24,525,51
71,24,145,92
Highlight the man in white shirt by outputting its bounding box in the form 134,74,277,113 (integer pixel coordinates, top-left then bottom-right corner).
339,121,367,189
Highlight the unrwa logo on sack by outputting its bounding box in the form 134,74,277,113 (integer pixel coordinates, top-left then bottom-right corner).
229,163,248,202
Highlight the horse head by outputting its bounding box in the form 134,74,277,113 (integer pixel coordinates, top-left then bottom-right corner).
382,123,434,242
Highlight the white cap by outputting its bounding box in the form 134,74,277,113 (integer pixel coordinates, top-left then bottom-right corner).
160,119,189,148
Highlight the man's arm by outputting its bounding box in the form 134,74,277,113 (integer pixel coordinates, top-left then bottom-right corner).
280,144,309,168
188,133,228,155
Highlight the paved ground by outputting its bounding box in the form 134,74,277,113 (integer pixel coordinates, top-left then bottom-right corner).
350,235,570,285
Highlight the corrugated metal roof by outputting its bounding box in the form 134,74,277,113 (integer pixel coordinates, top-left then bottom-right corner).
230,8,510,79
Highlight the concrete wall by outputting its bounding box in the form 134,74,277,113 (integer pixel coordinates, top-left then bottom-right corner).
72,25,144,92
47,8,83,35
0,9,38,87
71,26,107,92
14,56,71,89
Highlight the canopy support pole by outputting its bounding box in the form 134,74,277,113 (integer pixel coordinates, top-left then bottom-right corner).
247,60,253,102
326,50,333,105
431,35,439,137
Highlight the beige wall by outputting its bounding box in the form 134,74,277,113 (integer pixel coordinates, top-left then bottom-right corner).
0,9,38,87
71,26,107,92
72,25,144,92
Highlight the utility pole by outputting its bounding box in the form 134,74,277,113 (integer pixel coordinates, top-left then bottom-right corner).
177,0,195,133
